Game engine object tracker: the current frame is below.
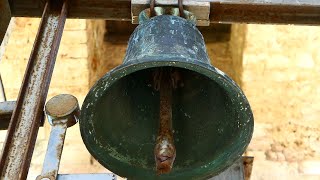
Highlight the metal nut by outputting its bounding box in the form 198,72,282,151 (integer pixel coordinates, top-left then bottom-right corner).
45,94,79,127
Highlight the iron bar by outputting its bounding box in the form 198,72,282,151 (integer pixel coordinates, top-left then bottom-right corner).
0,0,68,179
6,0,320,25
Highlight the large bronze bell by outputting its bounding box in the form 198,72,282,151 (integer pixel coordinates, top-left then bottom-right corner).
80,10,254,180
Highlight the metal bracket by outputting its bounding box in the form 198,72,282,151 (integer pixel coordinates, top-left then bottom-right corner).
131,0,210,26
36,94,80,180
35,94,117,180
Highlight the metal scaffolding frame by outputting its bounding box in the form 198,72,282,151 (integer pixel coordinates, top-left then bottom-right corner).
0,0,319,179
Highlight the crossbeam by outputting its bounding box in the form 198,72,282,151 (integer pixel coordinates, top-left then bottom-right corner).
7,0,320,25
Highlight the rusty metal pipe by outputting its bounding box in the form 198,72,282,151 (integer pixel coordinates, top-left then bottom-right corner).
0,0,68,179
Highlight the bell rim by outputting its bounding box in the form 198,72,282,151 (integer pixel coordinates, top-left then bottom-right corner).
80,59,254,179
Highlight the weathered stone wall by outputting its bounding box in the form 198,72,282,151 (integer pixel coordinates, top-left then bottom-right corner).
243,25,320,179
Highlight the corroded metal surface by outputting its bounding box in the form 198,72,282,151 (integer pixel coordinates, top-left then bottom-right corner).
37,94,80,180
6,0,320,25
0,0,68,179
45,94,79,127
138,7,197,24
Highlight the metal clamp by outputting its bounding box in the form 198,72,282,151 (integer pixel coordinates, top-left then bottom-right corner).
132,0,210,26
150,0,184,18
36,94,80,180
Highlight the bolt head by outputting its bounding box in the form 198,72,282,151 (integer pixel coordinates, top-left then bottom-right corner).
45,94,79,127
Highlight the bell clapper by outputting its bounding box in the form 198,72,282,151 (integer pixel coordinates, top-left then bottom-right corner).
153,68,180,175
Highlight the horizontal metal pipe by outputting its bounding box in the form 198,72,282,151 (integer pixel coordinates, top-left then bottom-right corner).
0,101,45,130
0,101,16,130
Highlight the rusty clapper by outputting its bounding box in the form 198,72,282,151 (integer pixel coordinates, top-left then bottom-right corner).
153,68,184,174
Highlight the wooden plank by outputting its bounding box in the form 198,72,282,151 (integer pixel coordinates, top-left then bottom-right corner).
199,0,320,5
6,0,320,27
68,0,131,19
210,2,320,25
8,0,44,17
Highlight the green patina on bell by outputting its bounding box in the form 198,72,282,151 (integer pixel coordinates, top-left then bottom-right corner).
80,13,254,180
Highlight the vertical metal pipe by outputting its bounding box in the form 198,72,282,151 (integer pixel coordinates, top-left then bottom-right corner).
0,0,68,179
39,122,67,180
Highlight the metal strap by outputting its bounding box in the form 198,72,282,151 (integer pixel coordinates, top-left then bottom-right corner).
150,0,185,18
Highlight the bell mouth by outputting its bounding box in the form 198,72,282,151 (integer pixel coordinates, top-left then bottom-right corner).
80,60,254,179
